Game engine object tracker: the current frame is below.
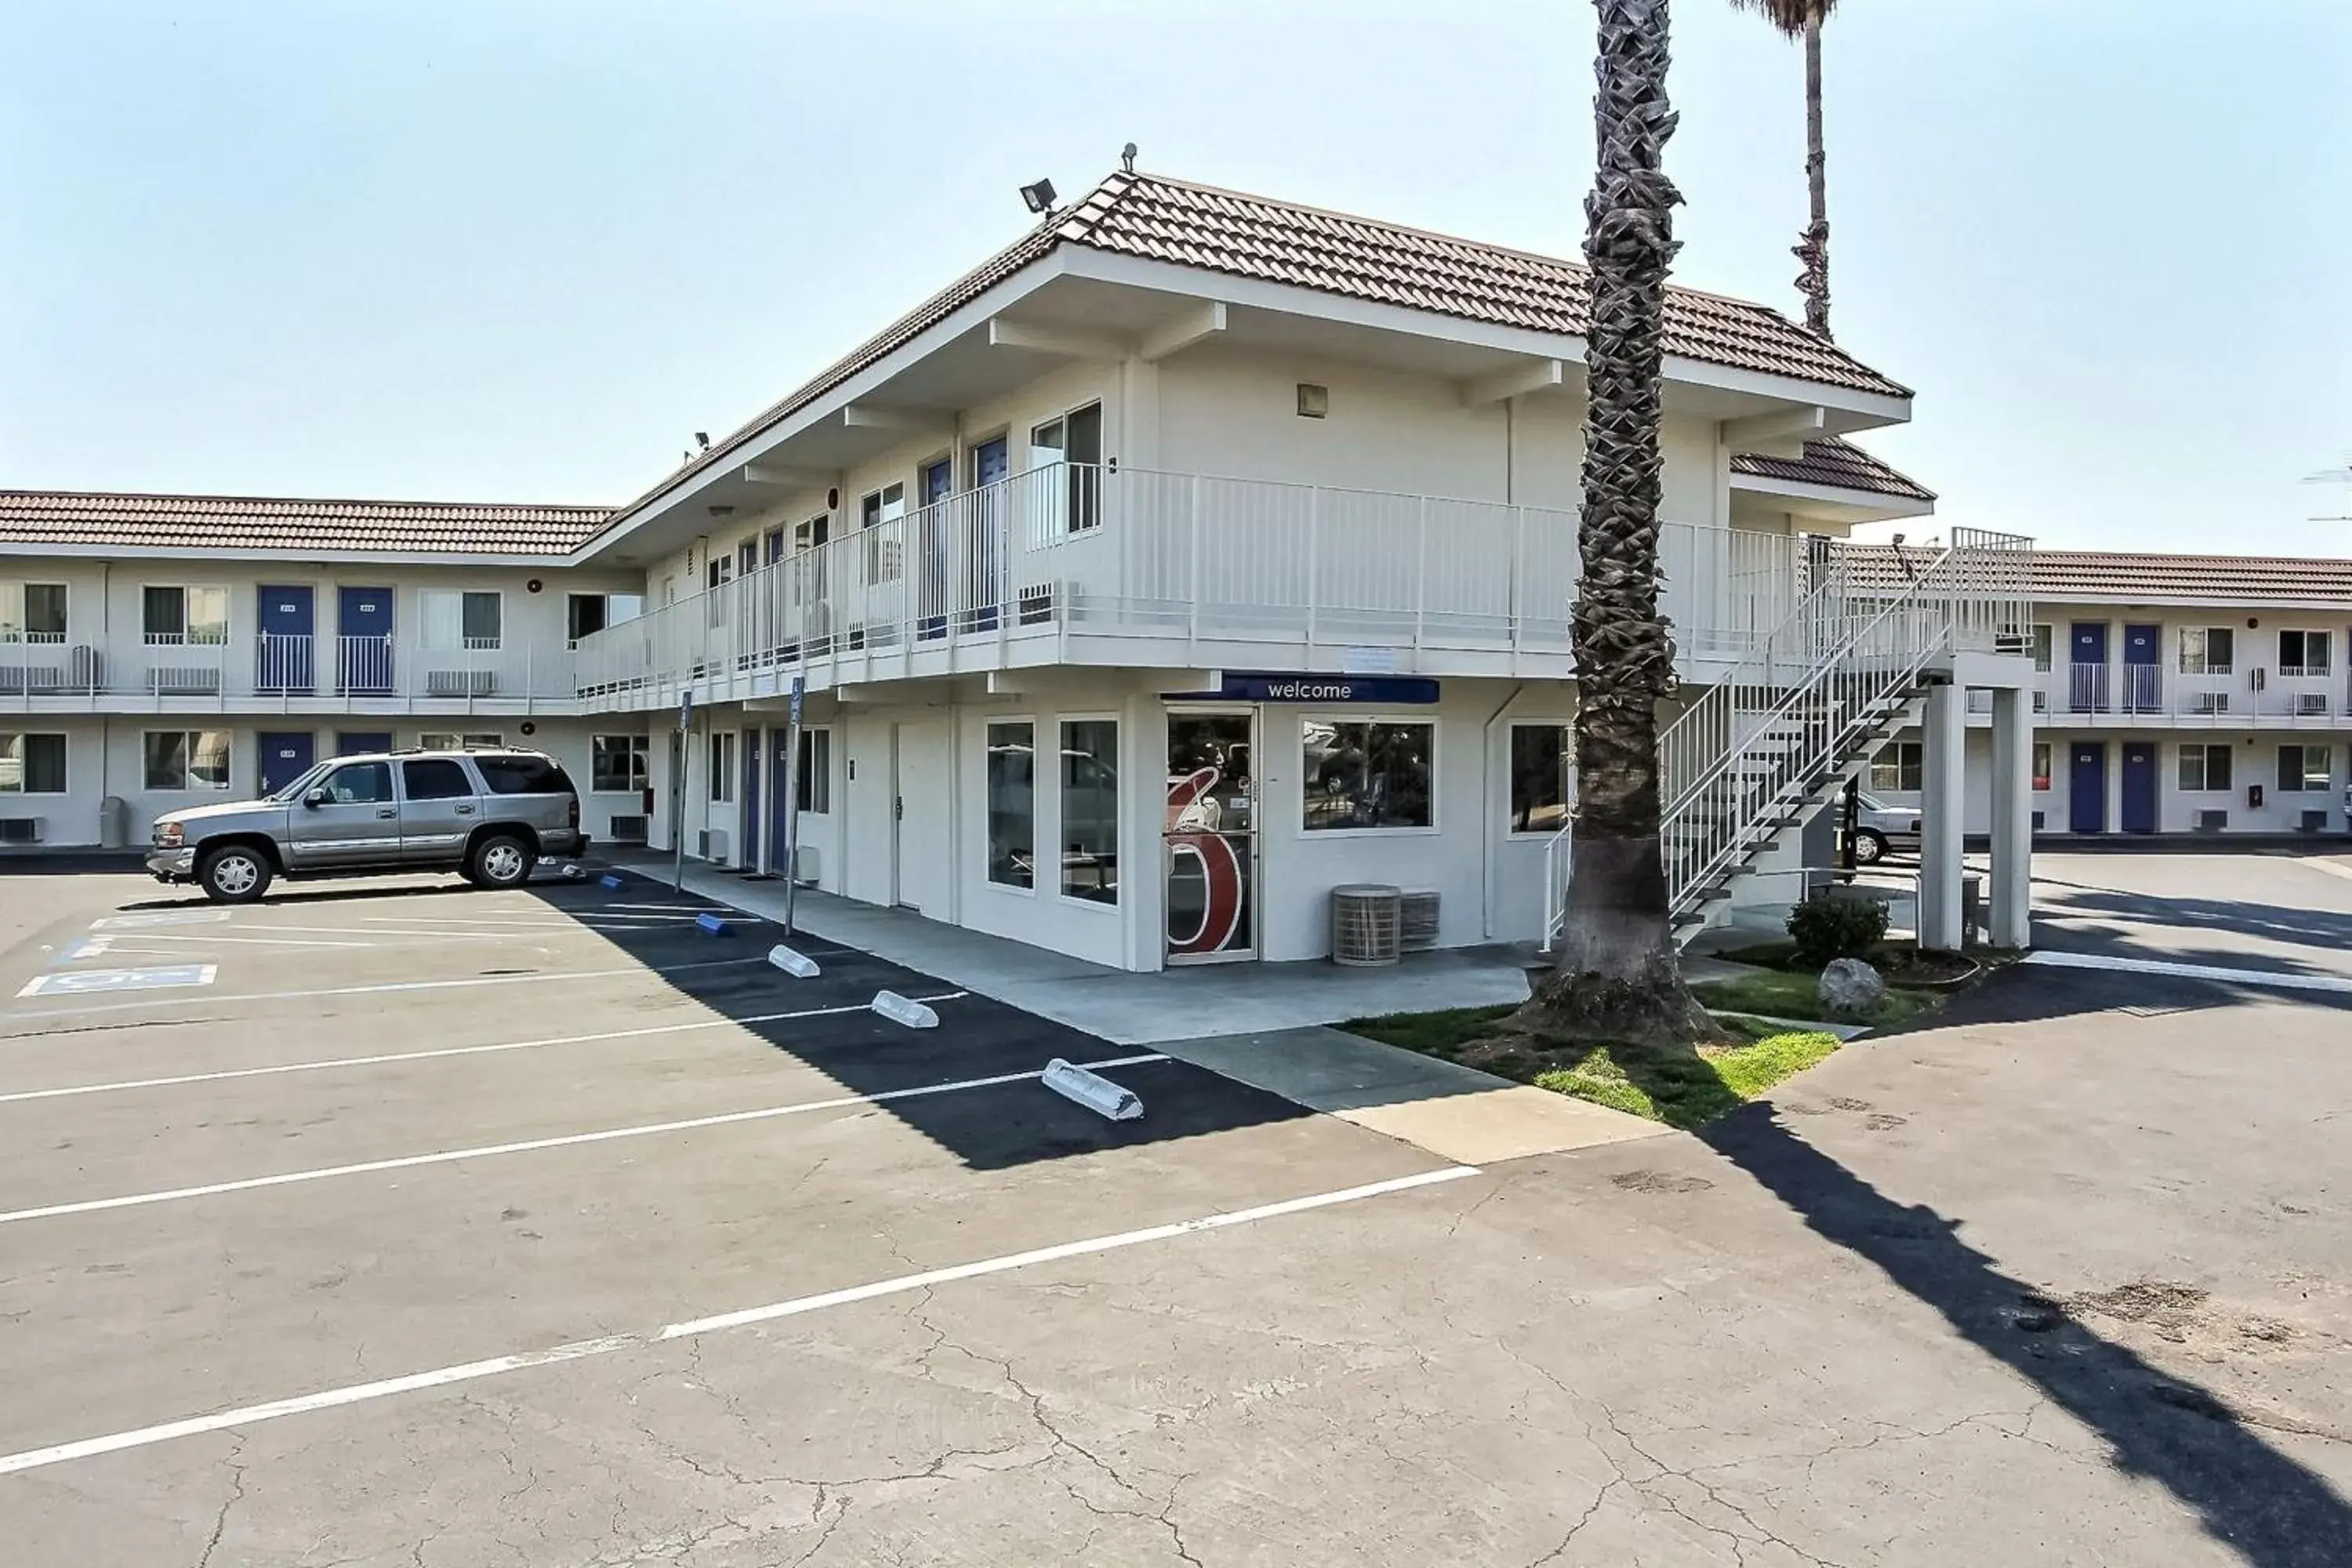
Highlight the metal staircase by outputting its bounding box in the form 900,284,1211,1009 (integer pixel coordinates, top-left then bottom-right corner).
1541,531,2028,953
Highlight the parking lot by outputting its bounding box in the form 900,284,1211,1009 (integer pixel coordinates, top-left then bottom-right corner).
3,854,2350,1566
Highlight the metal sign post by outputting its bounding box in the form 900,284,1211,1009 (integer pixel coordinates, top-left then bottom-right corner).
780,674,805,934
673,691,693,894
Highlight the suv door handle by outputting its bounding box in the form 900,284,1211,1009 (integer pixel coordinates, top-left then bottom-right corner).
456,804,476,815
376,808,397,819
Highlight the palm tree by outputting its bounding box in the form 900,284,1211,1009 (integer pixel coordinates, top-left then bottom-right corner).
1733,0,1839,338
1519,0,1726,1048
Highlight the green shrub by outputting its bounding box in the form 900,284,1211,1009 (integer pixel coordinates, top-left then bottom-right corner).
1786,892,1889,968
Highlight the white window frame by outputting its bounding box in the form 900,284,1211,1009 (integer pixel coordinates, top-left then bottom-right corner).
418,731,504,752
0,731,68,795
1028,401,1105,535
0,583,68,644
709,731,737,804
2177,742,2233,793
796,728,833,815
2279,744,2333,794
143,729,233,791
568,592,643,648
141,583,230,646
591,734,650,794
2279,630,2332,678
984,717,1039,892
1505,721,1575,838
1298,714,1440,837
419,589,503,652
1055,713,1121,909
861,483,907,583
2028,624,2053,673
2178,626,2234,675
1869,742,1924,795
2031,741,2052,792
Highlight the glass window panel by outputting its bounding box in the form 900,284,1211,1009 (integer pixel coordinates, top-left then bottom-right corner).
143,731,188,789
2029,625,2053,673
1302,720,1435,831
401,759,474,800
0,733,63,793
797,730,831,815
419,590,463,649
1509,725,1570,833
1060,719,1119,905
2031,742,2052,791
985,720,1035,888
321,760,390,803
143,586,186,640
592,735,648,793
709,732,736,802
459,592,502,646
187,587,230,644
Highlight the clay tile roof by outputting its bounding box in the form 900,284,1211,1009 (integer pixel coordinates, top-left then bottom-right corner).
600,168,1913,537
1730,437,1936,503
1062,173,1912,400
2027,551,2352,605
0,490,611,557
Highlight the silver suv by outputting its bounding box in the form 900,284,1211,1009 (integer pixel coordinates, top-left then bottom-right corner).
147,748,587,903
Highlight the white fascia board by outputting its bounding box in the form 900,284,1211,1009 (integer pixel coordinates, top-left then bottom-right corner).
0,543,579,568
2041,593,2352,612
1052,245,1915,426
1728,472,1935,521
575,250,1076,565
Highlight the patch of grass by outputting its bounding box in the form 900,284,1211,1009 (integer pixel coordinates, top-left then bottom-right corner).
1339,1004,1846,1132
1530,1030,1843,1131
1688,971,1940,1026
1341,1004,1517,1058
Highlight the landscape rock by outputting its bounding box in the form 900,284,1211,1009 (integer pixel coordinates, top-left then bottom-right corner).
1817,957,1887,1020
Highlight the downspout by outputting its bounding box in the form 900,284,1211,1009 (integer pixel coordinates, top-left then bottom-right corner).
1479,681,1526,939
98,562,111,842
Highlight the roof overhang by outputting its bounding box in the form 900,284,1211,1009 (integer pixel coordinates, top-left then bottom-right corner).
0,542,591,568
1729,471,1936,526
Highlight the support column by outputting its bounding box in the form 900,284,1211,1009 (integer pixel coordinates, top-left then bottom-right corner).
1918,681,1966,953
1988,687,2034,949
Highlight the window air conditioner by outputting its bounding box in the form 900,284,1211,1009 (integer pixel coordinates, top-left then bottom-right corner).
2297,693,2331,716
608,814,648,844
0,818,43,845
2191,692,2230,715
2299,810,2330,833
2194,810,2228,833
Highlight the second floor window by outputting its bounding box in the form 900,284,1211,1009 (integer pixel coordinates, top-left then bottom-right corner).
2279,630,2332,677
2179,626,2234,675
1030,401,1104,532
1,583,67,644
143,585,229,645
2028,624,2053,673
567,592,643,645
420,590,502,650
862,484,906,581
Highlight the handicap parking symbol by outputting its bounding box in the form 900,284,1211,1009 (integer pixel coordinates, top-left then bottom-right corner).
16,964,217,998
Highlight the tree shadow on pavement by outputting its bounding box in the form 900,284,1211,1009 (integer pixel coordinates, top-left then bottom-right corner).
1702,1097,2352,1568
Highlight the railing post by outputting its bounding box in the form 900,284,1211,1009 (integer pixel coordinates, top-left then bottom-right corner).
1414,495,1428,652
1186,477,1202,659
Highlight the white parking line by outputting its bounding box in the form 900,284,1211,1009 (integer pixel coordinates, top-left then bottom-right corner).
1,957,769,1023
0,993,971,1105
17,965,217,1000
0,1048,1164,1225
2021,949,2352,995
2292,857,2352,885
0,1166,1478,1476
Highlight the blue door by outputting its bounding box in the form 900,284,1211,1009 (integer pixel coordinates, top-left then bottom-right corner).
2070,742,2107,833
257,585,314,693
2122,623,2161,713
338,586,394,695
969,437,1008,632
257,731,315,795
335,731,392,758
2121,742,2158,833
2071,622,2109,713
740,727,763,870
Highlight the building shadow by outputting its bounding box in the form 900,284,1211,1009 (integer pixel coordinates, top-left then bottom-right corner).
523,870,1307,1171
2036,883,2352,958
1698,1096,2352,1566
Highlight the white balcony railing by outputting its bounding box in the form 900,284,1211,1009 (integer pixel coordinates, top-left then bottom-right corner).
2043,662,2348,722
572,463,1906,699
0,632,577,707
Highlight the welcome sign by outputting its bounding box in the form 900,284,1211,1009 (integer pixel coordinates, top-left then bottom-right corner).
1200,672,1442,705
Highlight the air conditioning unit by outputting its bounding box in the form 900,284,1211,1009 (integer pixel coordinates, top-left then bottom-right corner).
1330,884,1403,967
149,666,220,695
1398,889,1442,950
1018,583,1060,626
0,661,65,694
789,843,822,887
2194,810,2229,833
2298,693,2331,716
698,828,730,863
2031,810,2046,831
425,669,497,697
2299,810,2331,833
2191,692,2230,715
0,818,43,845
2031,692,2048,713
608,814,648,844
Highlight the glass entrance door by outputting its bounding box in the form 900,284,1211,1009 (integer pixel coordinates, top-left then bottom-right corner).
1165,711,1258,964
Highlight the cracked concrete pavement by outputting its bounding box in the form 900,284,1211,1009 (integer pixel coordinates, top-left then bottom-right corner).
2,859,2349,1565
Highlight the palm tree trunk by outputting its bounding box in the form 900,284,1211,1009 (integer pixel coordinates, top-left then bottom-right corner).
1520,0,1724,1049
1795,13,1831,337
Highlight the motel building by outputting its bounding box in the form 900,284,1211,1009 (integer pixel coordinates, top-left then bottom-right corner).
1,168,2039,971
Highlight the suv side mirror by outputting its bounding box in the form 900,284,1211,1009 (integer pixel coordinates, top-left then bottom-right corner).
303,788,329,808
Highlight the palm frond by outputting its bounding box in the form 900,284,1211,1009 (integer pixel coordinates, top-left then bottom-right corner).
1728,0,1838,38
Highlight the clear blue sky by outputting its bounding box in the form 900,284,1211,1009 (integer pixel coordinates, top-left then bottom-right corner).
5,0,2347,554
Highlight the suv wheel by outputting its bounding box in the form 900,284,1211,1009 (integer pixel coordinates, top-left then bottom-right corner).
466,833,536,890
198,844,274,904
1852,828,1889,866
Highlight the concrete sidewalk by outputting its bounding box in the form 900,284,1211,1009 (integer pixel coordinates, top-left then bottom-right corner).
607,851,1536,1048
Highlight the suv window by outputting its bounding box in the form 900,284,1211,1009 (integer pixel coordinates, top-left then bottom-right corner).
321,761,392,804
402,759,474,800
474,755,572,796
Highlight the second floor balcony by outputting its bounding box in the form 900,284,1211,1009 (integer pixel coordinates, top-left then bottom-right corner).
0,630,578,712
2049,660,2348,724
573,464,2024,703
